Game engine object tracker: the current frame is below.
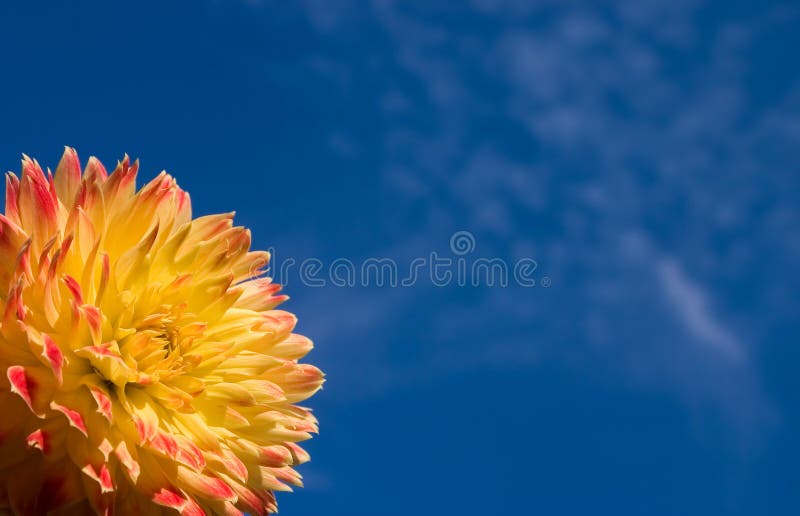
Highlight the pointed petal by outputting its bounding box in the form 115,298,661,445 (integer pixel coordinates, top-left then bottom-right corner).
54,146,82,205
50,401,88,437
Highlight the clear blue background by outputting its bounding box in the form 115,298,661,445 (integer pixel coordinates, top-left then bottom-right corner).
1,1,799,514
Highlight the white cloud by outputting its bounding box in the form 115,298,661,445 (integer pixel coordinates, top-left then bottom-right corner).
656,259,743,361
249,0,800,436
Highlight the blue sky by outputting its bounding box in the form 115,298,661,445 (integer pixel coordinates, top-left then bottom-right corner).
1,0,799,514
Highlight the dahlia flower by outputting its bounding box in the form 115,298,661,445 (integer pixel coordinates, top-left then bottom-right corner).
0,149,323,515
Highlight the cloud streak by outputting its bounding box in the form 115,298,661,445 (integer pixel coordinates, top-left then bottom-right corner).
657,259,743,361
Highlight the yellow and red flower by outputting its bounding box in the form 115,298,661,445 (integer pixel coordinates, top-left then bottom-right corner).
0,149,323,515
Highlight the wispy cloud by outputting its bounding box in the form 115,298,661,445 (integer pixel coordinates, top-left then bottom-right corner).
657,259,743,361
241,0,799,436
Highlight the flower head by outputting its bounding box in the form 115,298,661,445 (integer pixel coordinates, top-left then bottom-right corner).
0,149,323,515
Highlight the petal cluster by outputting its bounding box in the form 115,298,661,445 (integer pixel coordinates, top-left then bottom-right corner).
0,149,323,515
